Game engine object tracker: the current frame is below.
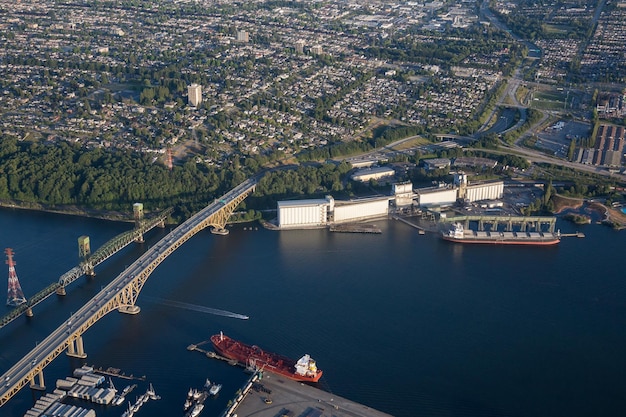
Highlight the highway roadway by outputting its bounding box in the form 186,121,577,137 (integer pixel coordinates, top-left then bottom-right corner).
0,178,257,407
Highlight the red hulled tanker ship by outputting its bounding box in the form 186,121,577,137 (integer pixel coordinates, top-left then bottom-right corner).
210,332,323,383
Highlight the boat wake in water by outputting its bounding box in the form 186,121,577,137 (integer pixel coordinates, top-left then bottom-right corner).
144,296,249,320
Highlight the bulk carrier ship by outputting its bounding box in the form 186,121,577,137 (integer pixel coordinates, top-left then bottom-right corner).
442,222,560,245
211,332,323,382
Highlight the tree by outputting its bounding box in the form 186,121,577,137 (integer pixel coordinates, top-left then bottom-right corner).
567,139,576,161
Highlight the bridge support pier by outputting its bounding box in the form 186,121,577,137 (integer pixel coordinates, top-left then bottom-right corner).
118,305,141,315
29,370,46,391
67,336,87,359
56,286,66,296
25,307,33,317
210,227,229,236
134,233,145,243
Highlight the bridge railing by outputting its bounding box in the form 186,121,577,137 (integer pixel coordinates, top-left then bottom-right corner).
0,208,174,330
0,179,257,407
0,304,29,328
59,207,174,287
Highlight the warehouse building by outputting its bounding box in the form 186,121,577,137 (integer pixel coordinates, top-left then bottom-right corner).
333,197,390,223
277,195,390,229
422,158,451,171
465,181,504,202
277,197,333,229
454,172,503,202
350,166,396,182
415,186,458,208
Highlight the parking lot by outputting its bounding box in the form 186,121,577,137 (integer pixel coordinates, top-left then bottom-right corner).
536,120,592,158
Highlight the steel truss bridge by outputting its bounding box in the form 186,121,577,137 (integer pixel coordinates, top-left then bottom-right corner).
0,178,256,407
0,207,173,330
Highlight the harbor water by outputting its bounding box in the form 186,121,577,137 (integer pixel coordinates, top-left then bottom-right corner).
1,208,626,417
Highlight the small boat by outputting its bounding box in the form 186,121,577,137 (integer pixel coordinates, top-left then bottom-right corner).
204,378,211,389
146,383,160,400
113,394,126,406
131,396,142,413
184,398,193,411
121,401,134,417
122,385,133,395
192,389,202,400
209,383,222,396
187,387,194,399
190,403,204,417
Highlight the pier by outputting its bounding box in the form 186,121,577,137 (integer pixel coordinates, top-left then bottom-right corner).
391,214,427,234
329,224,382,234
190,341,393,417
90,366,146,381
229,373,393,417
188,341,240,366
559,232,586,238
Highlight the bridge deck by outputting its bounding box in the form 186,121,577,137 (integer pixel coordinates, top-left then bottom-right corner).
0,179,256,407
0,208,173,330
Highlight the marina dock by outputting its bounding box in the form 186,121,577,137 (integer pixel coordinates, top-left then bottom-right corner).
232,374,393,417
90,365,146,381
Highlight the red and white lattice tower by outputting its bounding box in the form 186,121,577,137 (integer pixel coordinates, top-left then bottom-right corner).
6,248,26,306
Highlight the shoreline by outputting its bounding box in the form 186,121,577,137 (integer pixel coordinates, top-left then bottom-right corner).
552,194,584,214
0,201,136,223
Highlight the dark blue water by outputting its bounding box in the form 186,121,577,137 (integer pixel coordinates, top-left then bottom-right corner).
1,208,625,417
